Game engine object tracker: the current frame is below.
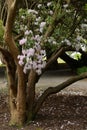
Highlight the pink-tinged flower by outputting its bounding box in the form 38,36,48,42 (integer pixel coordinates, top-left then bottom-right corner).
34,43,41,51
27,48,35,56
18,55,25,66
34,35,41,41
37,59,42,64
37,55,42,60
22,49,27,55
37,64,42,69
17,55,25,60
33,61,37,69
30,48,35,54
19,60,24,66
19,38,27,45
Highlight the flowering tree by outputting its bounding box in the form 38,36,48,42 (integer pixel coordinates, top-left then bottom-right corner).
0,0,87,126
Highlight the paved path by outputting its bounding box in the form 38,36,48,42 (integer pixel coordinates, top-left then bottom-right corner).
36,70,87,96
0,69,87,96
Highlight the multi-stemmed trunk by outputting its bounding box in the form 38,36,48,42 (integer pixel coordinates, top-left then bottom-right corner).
6,62,38,126
6,62,27,125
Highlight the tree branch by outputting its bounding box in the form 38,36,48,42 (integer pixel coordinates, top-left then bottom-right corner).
4,0,19,61
44,1,65,39
45,45,74,70
34,72,87,117
45,46,63,70
0,46,16,76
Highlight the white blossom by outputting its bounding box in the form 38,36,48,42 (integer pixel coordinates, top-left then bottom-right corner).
49,10,53,15
64,39,71,46
81,23,87,28
36,17,41,22
28,9,38,14
21,16,25,19
37,4,42,9
63,4,68,8
39,22,46,32
75,44,80,51
40,22,46,28
76,35,82,41
25,30,30,35
47,2,52,7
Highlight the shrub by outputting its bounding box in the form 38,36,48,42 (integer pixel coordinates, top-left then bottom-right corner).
77,66,87,74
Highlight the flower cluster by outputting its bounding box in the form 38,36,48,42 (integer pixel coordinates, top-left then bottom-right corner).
18,29,46,75
17,6,55,75
17,1,87,74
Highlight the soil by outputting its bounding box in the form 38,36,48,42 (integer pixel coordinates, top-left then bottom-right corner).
0,70,87,130
0,93,87,130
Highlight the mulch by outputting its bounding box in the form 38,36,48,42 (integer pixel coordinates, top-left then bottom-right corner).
0,93,87,130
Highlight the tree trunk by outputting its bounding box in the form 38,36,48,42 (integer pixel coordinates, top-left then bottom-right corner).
27,69,37,121
0,48,18,125
7,69,17,125
0,49,27,126
7,66,27,126
14,65,26,125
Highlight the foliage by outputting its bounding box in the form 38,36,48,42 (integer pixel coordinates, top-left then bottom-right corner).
0,20,4,43
13,1,87,74
15,2,58,74
77,66,87,74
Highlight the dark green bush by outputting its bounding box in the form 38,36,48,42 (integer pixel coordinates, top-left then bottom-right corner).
77,66,87,74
